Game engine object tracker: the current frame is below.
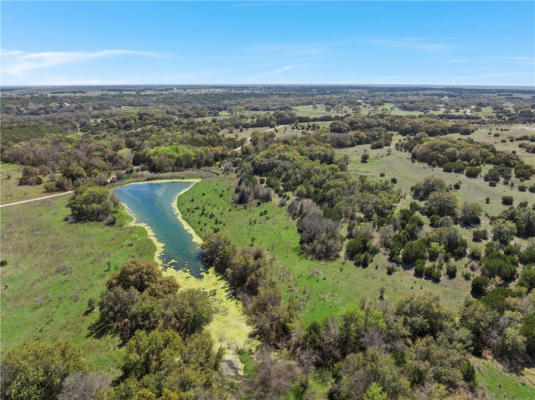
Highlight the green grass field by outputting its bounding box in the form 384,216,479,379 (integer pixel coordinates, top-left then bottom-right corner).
337,135,534,216
473,357,535,400
0,163,53,204
0,197,156,371
177,177,471,324
446,125,535,167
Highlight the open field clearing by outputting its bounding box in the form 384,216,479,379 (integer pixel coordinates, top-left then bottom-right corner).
177,177,471,324
0,197,155,371
337,136,535,216
0,163,52,204
473,358,535,400
446,125,535,166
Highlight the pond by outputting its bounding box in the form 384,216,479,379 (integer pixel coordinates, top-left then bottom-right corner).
114,180,256,374
114,180,204,277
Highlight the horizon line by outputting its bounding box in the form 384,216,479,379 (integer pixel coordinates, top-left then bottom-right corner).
2,83,535,90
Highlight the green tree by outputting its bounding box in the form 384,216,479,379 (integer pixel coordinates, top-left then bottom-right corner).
67,185,115,221
159,289,214,337
200,234,236,274
492,219,517,245
424,191,458,218
1,339,86,400
363,383,387,400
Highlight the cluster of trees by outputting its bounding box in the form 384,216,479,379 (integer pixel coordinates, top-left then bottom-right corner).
67,186,118,222
405,137,523,172
462,284,535,362
94,259,213,342
201,235,294,346
249,141,398,223
495,203,535,238
142,145,229,173
292,293,481,399
233,176,272,205
1,258,224,399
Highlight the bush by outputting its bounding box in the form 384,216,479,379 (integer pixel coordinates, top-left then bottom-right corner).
424,266,441,282
1,339,86,400
414,262,425,277
471,275,489,297
472,229,487,242
502,196,514,206
402,240,427,265
465,166,481,178
67,186,115,222
18,166,42,186
446,263,457,279
44,182,57,193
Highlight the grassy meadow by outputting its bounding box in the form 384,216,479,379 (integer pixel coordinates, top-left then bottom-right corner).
337,134,535,216
0,197,155,371
177,177,471,324
1,163,53,204
473,357,535,400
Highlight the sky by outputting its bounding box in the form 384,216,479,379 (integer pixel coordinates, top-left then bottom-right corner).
1,1,534,87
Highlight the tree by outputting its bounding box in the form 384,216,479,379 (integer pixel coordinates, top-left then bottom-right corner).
520,313,535,356
97,286,139,337
106,259,171,295
424,191,458,218
459,202,482,226
492,220,517,245
298,212,342,260
412,177,447,200
394,293,452,340
329,350,409,400
121,329,184,383
58,373,111,400
402,240,427,265
200,234,236,274
250,285,294,346
159,289,214,337
18,166,42,186
1,339,86,400
67,185,115,221
363,383,387,400
471,276,489,297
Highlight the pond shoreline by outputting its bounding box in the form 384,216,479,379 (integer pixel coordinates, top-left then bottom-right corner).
114,179,257,374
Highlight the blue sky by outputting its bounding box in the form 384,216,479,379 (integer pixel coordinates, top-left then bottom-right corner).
2,1,534,86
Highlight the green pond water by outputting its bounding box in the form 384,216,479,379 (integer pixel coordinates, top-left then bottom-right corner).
114,181,204,277
114,180,257,371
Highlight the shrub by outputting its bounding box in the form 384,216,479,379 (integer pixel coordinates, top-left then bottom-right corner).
67,186,115,222
18,166,42,186
471,276,489,297
465,166,481,178
446,263,457,279
414,262,425,277
1,339,86,399
472,229,487,242
502,196,514,206
402,240,427,265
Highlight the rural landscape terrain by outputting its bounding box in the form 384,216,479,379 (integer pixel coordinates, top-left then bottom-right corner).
1,84,535,399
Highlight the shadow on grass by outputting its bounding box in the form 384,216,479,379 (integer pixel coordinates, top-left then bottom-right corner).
87,317,112,339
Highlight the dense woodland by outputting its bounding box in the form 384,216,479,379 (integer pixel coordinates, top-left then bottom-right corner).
2,85,535,399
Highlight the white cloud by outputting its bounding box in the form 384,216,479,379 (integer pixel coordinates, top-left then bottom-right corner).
1,49,167,76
